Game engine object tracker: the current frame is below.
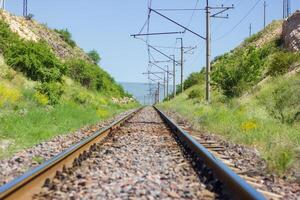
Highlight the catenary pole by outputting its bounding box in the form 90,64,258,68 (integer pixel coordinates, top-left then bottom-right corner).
263,1,266,29
177,38,184,93
205,0,211,103
166,66,169,99
171,55,176,97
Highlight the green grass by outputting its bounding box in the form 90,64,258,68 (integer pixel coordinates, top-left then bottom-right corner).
0,102,137,158
159,77,300,175
0,60,139,159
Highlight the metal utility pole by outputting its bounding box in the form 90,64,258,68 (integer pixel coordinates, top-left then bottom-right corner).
171,55,176,98
0,0,5,10
205,0,211,103
283,0,290,18
263,1,266,29
166,65,169,99
163,73,166,99
287,0,291,17
157,82,160,103
283,0,286,18
249,23,252,37
23,0,28,17
205,1,233,103
177,38,184,93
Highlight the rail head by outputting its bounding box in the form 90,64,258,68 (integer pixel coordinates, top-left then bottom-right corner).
0,107,143,200
154,106,266,200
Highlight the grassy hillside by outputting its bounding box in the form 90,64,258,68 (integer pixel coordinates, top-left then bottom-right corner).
0,12,138,158
159,21,300,175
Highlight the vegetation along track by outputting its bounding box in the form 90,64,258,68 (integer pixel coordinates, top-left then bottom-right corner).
0,107,273,199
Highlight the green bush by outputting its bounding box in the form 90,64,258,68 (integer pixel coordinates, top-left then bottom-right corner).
267,51,300,76
212,43,277,97
36,82,64,105
0,21,19,53
4,40,65,82
87,49,101,64
54,29,76,48
183,72,204,90
72,91,92,105
188,88,202,99
267,77,300,124
65,59,126,96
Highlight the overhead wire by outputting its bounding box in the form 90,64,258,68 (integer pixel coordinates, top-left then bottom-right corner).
213,0,262,41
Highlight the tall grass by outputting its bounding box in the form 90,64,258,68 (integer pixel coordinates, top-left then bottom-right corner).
159,79,300,175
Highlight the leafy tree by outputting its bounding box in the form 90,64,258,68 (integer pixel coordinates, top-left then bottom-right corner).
54,29,76,48
87,50,101,64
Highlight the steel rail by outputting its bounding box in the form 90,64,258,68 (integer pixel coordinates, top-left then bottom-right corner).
154,106,266,200
0,107,143,200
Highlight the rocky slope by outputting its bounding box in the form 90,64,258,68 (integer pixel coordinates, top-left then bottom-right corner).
0,10,90,61
283,10,300,52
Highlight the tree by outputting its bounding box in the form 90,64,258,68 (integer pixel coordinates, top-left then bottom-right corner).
88,50,101,64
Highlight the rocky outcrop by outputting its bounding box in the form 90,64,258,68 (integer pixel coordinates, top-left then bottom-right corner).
282,10,300,52
0,10,90,61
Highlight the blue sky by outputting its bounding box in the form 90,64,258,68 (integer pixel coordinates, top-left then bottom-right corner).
5,0,300,83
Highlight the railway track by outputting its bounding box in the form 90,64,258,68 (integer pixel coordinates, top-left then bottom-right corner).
0,106,268,199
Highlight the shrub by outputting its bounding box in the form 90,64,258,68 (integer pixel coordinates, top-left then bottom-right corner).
268,78,300,124
72,91,92,105
4,40,65,83
87,50,101,64
0,20,19,53
65,59,126,96
241,121,258,132
25,13,34,21
96,108,109,119
54,29,76,48
212,44,276,97
267,51,300,76
183,72,204,90
36,82,64,105
34,92,49,106
0,85,22,107
188,88,202,99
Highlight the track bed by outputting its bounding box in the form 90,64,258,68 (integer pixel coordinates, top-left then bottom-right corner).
34,107,214,199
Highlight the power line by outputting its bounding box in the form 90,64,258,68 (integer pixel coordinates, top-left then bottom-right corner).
214,0,262,41
183,0,200,37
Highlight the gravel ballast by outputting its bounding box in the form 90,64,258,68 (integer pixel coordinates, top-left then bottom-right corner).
0,109,135,187
161,109,300,200
34,107,213,199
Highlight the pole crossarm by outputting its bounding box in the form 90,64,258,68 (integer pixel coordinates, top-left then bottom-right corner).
211,6,234,18
153,60,171,63
131,31,184,37
147,76,160,83
148,44,180,65
150,8,206,40
143,71,164,81
152,8,205,11
149,62,173,75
